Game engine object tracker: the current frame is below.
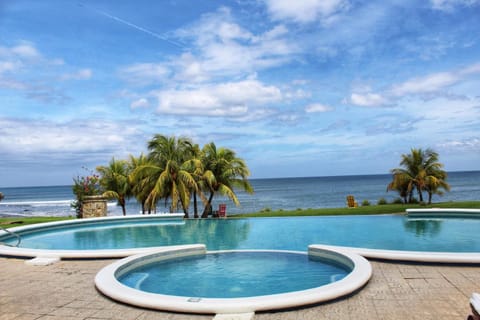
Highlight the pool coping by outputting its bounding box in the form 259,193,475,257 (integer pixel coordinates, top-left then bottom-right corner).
310,244,480,263
94,245,372,314
406,208,480,218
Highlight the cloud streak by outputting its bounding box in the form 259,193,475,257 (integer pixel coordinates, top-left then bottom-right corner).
78,3,184,48
349,62,480,107
263,0,350,24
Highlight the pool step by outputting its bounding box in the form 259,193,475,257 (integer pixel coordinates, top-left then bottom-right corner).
25,256,60,266
213,312,255,320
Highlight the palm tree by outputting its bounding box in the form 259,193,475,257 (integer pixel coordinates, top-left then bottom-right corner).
182,142,206,218
388,148,449,204
201,142,253,218
97,158,131,216
386,173,410,204
128,153,156,214
136,134,198,218
424,167,451,204
0,192,4,202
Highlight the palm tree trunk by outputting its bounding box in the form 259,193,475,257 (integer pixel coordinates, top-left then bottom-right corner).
193,191,199,218
201,191,215,218
178,199,189,219
417,188,424,203
120,198,126,216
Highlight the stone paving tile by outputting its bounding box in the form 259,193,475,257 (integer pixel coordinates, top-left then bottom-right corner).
1,257,479,320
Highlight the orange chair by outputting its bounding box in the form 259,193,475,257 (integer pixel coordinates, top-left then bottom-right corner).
346,195,358,208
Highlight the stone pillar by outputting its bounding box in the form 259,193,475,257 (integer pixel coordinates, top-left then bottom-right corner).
82,195,108,218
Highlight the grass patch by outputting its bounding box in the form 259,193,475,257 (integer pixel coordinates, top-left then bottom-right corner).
0,201,479,226
0,216,73,228
235,201,480,218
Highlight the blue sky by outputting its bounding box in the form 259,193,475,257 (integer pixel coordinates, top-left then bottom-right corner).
1,0,479,187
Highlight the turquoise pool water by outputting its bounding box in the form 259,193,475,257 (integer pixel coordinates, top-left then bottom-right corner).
2,215,480,252
118,251,350,298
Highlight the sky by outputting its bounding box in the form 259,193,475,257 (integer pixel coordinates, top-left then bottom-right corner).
1,0,480,187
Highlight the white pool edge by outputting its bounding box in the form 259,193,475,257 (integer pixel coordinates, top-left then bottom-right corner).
406,208,480,218
310,244,480,263
94,245,372,314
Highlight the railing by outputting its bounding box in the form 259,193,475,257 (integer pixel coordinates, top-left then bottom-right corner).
0,225,21,247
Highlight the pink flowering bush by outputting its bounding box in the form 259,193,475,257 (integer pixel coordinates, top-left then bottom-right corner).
71,174,103,217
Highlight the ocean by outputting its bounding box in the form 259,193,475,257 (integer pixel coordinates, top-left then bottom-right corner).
0,171,479,217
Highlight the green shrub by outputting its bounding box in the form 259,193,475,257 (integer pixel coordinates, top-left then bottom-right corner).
260,207,271,212
410,198,419,204
361,200,371,206
392,198,404,204
377,198,387,205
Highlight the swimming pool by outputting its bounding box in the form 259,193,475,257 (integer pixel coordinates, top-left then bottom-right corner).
1,213,480,262
119,251,350,298
95,245,372,313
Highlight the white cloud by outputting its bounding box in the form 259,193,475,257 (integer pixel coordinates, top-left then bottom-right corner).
0,42,90,103
391,63,480,97
305,103,333,113
117,7,304,115
11,43,41,59
292,79,309,85
277,113,301,122
349,92,387,107
118,63,170,85
130,98,150,109
153,79,281,117
347,62,480,107
172,53,210,83
0,117,143,158
0,78,27,90
172,8,298,80
391,72,458,96
365,115,419,135
60,68,92,81
0,61,21,74
460,63,480,75
119,10,297,88
430,0,480,11
438,137,480,150
263,0,349,23
0,42,41,60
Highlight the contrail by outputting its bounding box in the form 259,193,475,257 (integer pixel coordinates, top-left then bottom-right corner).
78,2,184,48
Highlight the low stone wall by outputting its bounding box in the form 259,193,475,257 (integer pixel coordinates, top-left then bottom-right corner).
82,195,107,218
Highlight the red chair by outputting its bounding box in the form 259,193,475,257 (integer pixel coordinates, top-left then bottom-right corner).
218,204,227,218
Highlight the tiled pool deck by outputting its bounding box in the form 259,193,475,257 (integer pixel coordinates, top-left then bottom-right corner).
0,256,479,320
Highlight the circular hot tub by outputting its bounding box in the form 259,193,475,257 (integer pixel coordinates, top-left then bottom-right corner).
95,244,371,314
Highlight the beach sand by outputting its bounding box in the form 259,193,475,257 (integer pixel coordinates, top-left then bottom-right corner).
0,256,479,319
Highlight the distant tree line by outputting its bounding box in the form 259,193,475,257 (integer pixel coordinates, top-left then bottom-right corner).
73,134,253,218
387,148,450,204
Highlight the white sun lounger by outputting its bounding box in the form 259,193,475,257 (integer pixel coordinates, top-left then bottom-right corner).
468,293,480,320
